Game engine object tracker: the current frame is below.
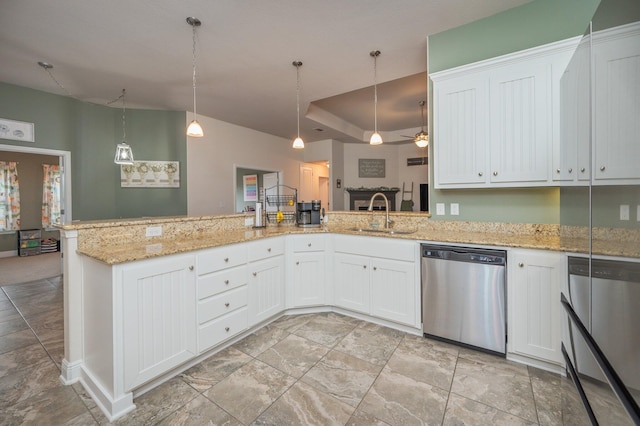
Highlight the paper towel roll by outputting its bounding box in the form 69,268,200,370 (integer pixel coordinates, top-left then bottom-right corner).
255,202,263,227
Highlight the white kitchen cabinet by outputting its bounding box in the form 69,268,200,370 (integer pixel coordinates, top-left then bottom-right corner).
120,254,197,391
432,74,488,186
369,257,416,326
508,249,565,366
431,37,579,189
334,252,371,314
247,237,285,326
333,235,419,327
592,23,640,184
288,234,327,308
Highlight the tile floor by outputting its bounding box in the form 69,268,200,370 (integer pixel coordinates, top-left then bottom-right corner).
1,276,572,425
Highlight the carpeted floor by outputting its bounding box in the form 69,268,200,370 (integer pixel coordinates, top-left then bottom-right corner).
0,252,62,286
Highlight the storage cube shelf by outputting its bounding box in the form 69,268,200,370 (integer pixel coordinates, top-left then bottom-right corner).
18,229,42,256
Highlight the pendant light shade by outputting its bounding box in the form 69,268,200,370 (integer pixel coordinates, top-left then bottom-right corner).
414,100,429,148
186,17,204,138
114,89,135,165
369,50,383,145
292,61,304,149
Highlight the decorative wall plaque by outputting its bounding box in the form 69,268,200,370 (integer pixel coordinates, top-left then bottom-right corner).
358,158,385,178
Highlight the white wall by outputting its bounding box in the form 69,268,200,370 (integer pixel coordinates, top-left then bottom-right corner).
187,114,304,215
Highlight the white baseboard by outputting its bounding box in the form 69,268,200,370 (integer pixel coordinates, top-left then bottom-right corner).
0,250,18,258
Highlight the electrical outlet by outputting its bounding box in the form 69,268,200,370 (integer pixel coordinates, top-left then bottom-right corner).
436,203,445,215
244,217,254,227
146,226,162,237
450,203,460,215
620,204,630,221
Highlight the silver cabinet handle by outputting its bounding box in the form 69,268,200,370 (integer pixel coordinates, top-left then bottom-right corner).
363,265,367,269
224,279,229,285
188,265,194,271
493,171,498,176
373,266,377,271
600,166,606,171
296,261,299,265
308,243,312,247
581,167,586,173
224,257,229,263
225,327,230,332
253,272,257,277
225,302,230,308
518,262,524,268
568,168,573,173
267,248,271,252
556,169,560,173
478,172,483,177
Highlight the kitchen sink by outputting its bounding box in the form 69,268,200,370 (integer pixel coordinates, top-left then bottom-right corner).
348,227,416,235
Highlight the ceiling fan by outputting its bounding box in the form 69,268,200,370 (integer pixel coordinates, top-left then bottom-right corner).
403,100,429,148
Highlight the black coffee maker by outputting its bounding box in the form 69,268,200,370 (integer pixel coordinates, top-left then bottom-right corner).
297,200,321,228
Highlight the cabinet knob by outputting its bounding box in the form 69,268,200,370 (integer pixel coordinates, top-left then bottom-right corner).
224,257,229,263
363,265,367,269
224,279,229,285
267,248,272,252
225,302,230,308
308,243,312,247
373,266,377,271
493,171,498,176
568,168,573,173
580,167,586,173
518,262,524,268
556,169,560,174
188,265,194,271
253,272,257,277
225,327,230,332
478,172,483,177
600,166,606,172
296,261,299,265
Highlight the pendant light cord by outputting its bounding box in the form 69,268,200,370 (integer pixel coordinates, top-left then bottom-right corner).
373,53,378,134
296,64,301,138
121,89,126,141
192,23,198,119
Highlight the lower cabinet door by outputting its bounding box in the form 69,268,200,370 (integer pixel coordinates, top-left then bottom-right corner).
248,256,285,326
509,249,564,364
121,255,197,391
334,253,370,314
198,307,248,353
291,252,325,307
370,258,417,326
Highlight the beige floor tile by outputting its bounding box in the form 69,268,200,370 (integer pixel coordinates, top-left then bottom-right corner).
334,322,404,366
180,346,253,392
257,333,330,378
443,393,537,425
0,384,88,426
233,324,289,357
156,394,241,426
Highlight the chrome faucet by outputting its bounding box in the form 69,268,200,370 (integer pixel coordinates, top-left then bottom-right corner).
367,192,393,229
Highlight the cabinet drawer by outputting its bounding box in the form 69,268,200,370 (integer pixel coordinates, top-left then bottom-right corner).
291,234,326,252
333,235,416,261
198,307,248,353
247,237,284,262
198,266,247,299
197,244,247,275
198,285,248,324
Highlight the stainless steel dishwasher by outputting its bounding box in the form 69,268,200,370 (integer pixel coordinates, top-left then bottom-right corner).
421,244,506,355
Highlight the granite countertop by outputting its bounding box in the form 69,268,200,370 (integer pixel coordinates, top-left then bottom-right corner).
73,223,640,265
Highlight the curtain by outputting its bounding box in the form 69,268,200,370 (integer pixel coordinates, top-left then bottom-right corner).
0,161,20,231
42,164,61,229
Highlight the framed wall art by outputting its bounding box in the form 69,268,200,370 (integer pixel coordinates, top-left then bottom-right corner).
0,118,35,142
243,174,258,201
120,160,179,188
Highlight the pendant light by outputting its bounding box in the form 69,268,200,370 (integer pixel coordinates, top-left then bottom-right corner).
414,100,429,148
186,17,204,137
114,89,135,165
369,50,383,145
292,61,304,149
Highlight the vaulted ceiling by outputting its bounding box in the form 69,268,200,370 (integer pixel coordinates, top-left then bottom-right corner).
0,0,532,144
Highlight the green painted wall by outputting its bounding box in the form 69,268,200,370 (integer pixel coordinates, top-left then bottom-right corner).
427,0,600,224
0,82,187,251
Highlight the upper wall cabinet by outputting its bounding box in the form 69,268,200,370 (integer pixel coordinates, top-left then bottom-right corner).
592,22,640,184
431,37,580,189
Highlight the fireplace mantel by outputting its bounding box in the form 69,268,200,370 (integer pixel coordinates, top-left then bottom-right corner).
346,188,399,211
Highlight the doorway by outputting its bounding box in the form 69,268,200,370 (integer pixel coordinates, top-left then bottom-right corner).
233,165,282,213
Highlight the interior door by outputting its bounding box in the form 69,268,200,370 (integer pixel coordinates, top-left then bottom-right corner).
299,165,314,201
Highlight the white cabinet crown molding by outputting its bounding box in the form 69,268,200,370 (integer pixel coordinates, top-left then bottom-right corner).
430,36,581,82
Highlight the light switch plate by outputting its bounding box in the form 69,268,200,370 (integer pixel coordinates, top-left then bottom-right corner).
450,203,459,215
146,226,162,237
436,203,445,215
620,204,630,221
